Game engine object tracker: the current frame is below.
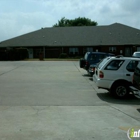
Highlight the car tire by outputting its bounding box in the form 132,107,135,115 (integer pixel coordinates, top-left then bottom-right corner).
110,82,129,98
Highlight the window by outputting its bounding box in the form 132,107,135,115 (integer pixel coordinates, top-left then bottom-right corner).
89,54,97,60
89,54,106,61
87,48,93,52
109,47,116,52
84,53,88,59
105,60,124,70
126,60,138,72
98,54,106,61
97,57,111,69
69,48,79,54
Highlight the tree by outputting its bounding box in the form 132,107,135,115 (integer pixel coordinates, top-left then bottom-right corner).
53,17,98,27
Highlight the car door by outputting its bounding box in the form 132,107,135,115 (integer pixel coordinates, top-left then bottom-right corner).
124,60,139,82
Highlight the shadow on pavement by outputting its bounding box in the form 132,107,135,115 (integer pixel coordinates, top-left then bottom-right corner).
137,109,140,113
89,77,93,81
82,74,91,77
97,92,140,105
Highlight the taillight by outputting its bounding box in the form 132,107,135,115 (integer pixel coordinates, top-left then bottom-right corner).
99,71,104,78
92,67,95,71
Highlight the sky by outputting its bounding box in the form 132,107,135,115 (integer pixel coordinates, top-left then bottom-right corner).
0,0,140,41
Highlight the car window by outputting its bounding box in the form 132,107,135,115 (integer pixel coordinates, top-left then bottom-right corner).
105,60,124,70
126,60,139,72
134,66,140,76
97,57,111,69
98,54,106,61
89,54,97,60
84,53,88,60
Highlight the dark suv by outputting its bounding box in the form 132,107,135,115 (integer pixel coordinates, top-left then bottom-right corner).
130,61,140,98
79,52,114,73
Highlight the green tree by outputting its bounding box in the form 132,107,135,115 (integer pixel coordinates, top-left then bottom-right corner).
53,17,97,27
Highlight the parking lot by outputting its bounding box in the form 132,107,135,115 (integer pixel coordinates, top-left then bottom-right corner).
0,61,140,140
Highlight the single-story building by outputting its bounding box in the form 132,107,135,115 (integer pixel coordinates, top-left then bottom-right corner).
0,23,140,60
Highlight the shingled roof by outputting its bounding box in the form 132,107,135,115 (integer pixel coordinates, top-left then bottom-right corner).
0,23,140,48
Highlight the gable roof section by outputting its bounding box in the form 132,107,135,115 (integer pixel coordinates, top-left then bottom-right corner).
0,23,140,48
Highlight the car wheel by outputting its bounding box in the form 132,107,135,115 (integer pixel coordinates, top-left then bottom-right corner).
111,83,129,98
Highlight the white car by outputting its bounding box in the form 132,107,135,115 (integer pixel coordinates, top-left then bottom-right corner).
93,55,140,98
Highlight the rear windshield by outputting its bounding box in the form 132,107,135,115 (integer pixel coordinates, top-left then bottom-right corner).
88,54,106,61
97,57,111,69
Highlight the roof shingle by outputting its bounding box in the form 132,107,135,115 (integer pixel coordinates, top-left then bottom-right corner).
0,23,140,48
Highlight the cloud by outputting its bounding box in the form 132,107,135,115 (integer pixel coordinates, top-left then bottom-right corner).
0,0,140,41
0,11,55,41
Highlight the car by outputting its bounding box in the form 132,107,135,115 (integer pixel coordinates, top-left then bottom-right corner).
79,52,114,74
93,55,140,98
129,61,140,98
132,52,140,58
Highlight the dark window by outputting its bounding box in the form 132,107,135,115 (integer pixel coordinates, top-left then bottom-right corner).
89,54,97,60
87,48,93,52
105,60,124,70
99,54,106,61
69,48,79,55
126,60,139,72
109,47,116,52
89,54,106,61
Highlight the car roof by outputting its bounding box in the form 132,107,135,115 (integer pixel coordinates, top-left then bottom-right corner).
110,56,140,61
134,52,140,54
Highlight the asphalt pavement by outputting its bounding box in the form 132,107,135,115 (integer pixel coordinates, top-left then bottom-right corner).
0,61,140,140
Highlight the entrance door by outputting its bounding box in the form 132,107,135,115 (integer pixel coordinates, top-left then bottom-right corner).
125,47,132,56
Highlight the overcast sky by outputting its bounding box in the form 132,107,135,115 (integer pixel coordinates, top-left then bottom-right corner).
0,0,140,41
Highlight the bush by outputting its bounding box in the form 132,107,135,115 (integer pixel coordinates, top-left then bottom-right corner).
59,53,68,58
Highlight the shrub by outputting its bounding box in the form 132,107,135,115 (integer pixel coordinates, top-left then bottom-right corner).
59,53,68,58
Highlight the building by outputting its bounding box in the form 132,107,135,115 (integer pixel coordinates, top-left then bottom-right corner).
0,23,140,60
